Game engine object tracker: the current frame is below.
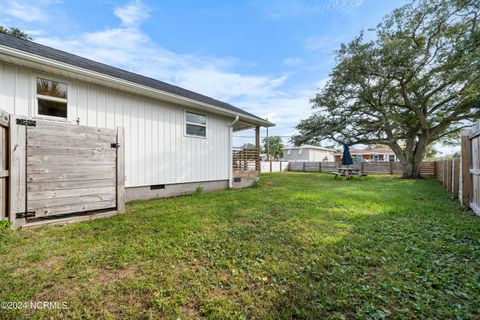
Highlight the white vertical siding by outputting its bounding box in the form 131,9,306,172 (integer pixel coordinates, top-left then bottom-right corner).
0,61,231,187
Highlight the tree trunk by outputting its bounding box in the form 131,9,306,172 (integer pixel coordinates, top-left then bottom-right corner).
399,158,423,179
397,136,429,179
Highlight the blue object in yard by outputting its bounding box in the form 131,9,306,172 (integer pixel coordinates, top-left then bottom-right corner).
342,144,354,166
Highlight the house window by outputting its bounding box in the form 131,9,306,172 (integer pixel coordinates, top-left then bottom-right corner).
185,111,206,137
287,150,291,155
36,78,68,118
389,155,395,162
298,149,303,155
373,155,379,161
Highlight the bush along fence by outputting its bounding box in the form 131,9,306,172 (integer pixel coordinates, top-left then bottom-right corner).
435,124,480,215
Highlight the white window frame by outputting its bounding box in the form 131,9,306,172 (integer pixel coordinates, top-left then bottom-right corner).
34,76,69,121
184,110,207,139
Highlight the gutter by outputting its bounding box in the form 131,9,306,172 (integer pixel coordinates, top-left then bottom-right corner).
0,45,275,128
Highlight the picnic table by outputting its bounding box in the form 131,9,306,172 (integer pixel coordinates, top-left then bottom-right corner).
331,167,367,180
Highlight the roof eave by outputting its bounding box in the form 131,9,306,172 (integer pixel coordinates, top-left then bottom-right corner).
0,44,274,128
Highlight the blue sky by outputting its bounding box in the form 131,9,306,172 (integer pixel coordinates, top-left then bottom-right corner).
0,0,411,147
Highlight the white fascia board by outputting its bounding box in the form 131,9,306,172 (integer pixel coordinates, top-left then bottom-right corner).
0,45,274,128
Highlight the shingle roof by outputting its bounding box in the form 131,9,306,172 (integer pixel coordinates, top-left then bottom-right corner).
0,33,267,123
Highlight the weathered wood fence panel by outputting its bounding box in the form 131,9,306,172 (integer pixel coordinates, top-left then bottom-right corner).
287,161,436,177
464,124,480,214
0,109,9,221
435,123,480,215
26,119,118,219
9,115,27,229
1,107,126,228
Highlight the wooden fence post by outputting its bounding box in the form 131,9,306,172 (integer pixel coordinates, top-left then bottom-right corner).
447,159,452,193
9,116,27,229
460,133,472,208
116,127,125,214
453,158,460,197
318,162,321,172
389,162,393,175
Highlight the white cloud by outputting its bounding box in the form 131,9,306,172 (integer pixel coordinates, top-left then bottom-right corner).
36,1,288,103
4,0,325,140
283,58,303,66
303,35,344,53
254,0,365,19
114,0,151,27
0,0,52,22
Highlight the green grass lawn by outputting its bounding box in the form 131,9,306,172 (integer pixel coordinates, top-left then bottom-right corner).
1,173,479,319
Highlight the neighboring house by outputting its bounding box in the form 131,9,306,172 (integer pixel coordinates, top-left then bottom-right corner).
334,147,398,162
283,145,335,162
0,34,273,202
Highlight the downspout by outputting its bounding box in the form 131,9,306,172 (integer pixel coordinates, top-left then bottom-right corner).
228,116,240,188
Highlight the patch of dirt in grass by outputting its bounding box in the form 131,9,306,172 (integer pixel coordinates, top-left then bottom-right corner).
181,304,203,319
14,255,65,276
98,264,138,283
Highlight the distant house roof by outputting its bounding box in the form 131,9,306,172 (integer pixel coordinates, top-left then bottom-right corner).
284,145,336,152
334,147,395,155
0,33,272,127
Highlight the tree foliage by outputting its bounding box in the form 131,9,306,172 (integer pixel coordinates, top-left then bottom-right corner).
0,26,32,41
263,136,284,159
293,0,480,178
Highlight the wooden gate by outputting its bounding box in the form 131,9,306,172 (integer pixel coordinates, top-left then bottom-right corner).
10,114,125,228
461,124,480,215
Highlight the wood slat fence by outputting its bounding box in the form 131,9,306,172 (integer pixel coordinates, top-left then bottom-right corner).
437,124,480,215
460,124,480,214
288,161,436,176
232,148,259,171
0,109,9,221
0,107,126,228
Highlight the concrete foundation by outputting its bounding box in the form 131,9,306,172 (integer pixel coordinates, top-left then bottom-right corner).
232,170,259,189
126,180,229,202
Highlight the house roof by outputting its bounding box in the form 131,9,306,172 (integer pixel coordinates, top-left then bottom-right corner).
334,147,395,155
0,33,273,127
284,145,336,152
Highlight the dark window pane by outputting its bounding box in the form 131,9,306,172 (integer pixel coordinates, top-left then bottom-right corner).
186,124,206,137
38,99,67,118
37,78,67,99
186,112,206,125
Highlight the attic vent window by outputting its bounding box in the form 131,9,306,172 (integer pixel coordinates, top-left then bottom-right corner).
185,111,206,138
36,78,68,119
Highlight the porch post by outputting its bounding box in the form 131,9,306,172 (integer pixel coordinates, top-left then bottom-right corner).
255,126,260,172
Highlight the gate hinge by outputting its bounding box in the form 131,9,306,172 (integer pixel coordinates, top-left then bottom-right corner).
16,211,36,219
111,143,120,149
16,119,36,127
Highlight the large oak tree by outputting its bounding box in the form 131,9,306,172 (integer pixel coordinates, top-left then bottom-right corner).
293,0,480,178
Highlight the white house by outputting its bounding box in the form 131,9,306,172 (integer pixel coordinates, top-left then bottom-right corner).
283,145,335,162
0,33,273,204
